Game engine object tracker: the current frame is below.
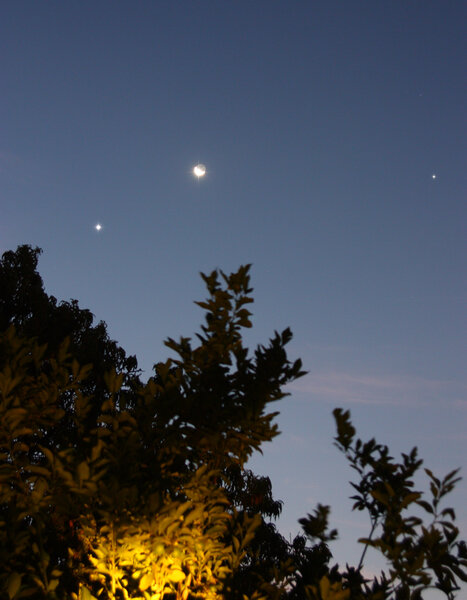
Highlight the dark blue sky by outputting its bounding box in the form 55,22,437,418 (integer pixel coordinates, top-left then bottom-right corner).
1,1,466,585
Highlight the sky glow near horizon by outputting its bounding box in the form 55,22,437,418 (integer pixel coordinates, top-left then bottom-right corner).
1,2,465,593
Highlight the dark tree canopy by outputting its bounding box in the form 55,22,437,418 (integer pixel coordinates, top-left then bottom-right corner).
0,245,465,600
0,245,139,377
0,245,140,450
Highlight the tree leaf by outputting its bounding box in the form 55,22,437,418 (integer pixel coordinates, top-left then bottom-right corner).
7,572,21,599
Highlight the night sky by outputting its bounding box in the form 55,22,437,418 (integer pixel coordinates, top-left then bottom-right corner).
1,1,466,589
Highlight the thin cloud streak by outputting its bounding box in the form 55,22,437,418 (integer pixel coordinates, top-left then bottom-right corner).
290,372,467,408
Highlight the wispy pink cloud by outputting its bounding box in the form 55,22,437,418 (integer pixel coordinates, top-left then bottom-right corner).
290,371,467,408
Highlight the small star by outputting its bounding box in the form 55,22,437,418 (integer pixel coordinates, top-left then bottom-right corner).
431,174,437,180
95,223,102,231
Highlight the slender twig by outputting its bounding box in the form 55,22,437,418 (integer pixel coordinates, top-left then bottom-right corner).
357,518,378,572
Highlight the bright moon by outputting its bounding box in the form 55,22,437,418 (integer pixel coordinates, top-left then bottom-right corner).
193,163,206,178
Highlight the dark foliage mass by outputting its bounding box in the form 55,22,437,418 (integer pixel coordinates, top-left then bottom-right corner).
0,245,465,600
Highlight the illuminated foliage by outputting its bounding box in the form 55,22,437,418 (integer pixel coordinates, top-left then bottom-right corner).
79,468,260,600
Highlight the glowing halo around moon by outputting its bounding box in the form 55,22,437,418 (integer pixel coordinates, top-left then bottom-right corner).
193,163,206,178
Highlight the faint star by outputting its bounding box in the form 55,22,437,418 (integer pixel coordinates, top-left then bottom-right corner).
432,174,437,180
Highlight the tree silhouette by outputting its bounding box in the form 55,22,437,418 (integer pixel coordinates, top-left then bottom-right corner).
0,245,465,599
0,246,303,599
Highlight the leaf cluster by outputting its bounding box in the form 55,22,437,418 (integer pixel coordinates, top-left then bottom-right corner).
290,409,467,600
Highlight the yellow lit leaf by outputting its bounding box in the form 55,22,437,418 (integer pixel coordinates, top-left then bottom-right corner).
169,569,185,583
139,573,152,591
319,576,330,599
77,461,90,483
48,579,59,592
7,572,21,599
79,586,98,600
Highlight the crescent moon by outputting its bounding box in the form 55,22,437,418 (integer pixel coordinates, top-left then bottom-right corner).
193,164,206,178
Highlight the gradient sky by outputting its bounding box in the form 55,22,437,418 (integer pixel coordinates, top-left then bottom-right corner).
1,1,466,591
